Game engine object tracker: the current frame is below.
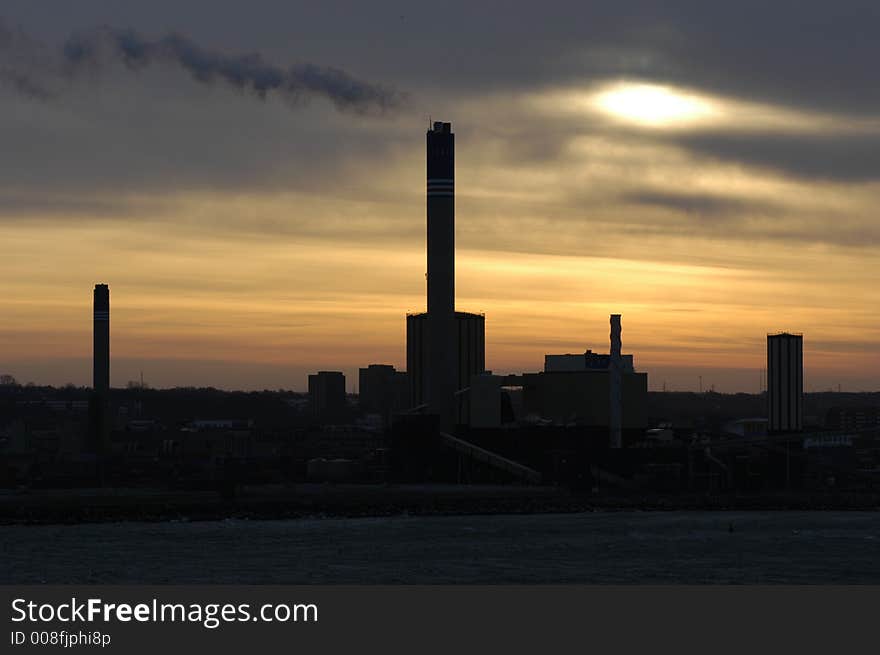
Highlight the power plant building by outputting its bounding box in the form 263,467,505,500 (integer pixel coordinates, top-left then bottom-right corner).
520,370,647,431
767,332,803,433
522,315,647,437
406,120,486,427
461,315,648,439
545,351,634,373
407,311,485,425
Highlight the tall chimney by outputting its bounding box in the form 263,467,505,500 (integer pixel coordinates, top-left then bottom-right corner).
609,314,622,449
426,121,457,428
89,283,110,472
93,284,110,396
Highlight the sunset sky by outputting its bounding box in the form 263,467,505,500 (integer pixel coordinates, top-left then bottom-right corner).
1,1,878,392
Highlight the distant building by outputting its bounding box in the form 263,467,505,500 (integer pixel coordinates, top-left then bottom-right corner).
308,371,346,420
301,425,385,461
825,406,880,431
723,417,769,438
545,351,634,373
407,311,485,425
468,373,504,429
767,333,803,433
358,364,409,425
521,370,648,431
187,419,254,431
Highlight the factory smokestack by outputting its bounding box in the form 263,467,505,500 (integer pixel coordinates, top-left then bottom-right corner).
89,284,110,477
426,121,456,427
609,314,622,449
93,283,110,395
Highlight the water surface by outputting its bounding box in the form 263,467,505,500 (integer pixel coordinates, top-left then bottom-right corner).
3,511,878,584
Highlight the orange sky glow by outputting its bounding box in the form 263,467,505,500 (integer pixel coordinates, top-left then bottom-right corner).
2,73,878,392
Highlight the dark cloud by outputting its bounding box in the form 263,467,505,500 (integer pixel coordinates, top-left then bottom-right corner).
675,133,880,182
4,2,880,116
0,15,15,46
0,77,410,199
623,190,763,218
604,209,879,250
0,190,166,219
0,14,412,210
462,183,876,253
2,3,880,219
637,2,880,117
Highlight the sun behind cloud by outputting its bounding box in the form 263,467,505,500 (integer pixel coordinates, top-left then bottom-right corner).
592,82,717,128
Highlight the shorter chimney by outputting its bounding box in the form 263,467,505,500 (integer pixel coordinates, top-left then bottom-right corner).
93,284,110,396
609,314,622,449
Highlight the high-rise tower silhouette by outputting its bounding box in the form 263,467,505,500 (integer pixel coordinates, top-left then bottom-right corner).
767,332,803,433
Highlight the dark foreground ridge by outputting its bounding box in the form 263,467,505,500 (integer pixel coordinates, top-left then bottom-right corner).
2,484,880,525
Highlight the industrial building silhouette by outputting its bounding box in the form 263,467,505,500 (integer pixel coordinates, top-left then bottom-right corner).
62,120,855,495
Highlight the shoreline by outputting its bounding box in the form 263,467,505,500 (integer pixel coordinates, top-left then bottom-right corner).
2,484,880,525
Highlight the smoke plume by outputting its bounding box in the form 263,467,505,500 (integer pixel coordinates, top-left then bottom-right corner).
0,18,54,100
0,19,404,114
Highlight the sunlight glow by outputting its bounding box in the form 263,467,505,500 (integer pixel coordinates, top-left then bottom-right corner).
593,83,717,127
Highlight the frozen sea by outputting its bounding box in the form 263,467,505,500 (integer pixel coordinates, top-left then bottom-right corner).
3,511,880,584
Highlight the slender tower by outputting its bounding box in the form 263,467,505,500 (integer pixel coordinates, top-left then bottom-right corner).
89,283,110,473
426,121,456,427
93,284,110,396
767,332,803,433
609,314,622,449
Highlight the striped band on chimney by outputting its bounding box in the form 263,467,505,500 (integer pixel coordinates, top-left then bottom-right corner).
427,178,454,197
